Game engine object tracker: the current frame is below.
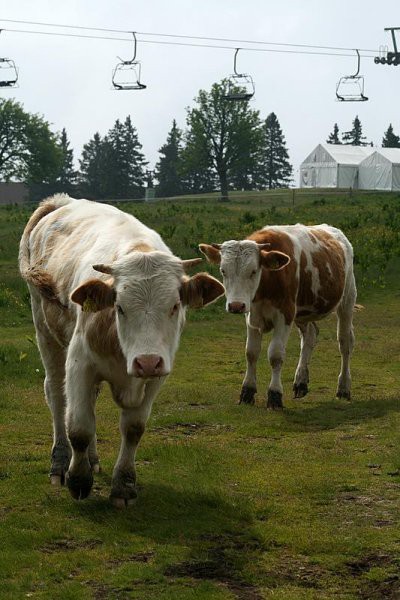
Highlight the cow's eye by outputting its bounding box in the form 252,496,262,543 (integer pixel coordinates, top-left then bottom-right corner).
171,302,180,316
116,305,124,316
220,268,226,276
250,270,257,277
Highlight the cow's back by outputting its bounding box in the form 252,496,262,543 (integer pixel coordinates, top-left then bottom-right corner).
20,195,170,306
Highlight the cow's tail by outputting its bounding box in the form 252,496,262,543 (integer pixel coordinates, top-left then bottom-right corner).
19,194,71,306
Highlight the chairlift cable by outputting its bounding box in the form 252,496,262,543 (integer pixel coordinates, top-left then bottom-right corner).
0,27,377,58
0,18,379,55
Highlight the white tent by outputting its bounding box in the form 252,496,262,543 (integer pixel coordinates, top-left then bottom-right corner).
359,148,400,191
300,144,374,189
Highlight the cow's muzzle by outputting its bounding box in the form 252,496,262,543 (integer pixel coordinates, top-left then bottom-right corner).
133,354,167,378
228,302,246,314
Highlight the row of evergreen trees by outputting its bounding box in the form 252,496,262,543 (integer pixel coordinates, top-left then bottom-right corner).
327,117,400,147
0,80,294,200
78,80,293,199
2,91,400,200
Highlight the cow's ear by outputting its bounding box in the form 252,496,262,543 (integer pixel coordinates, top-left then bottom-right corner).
260,250,291,271
71,279,116,312
180,273,225,308
198,243,221,265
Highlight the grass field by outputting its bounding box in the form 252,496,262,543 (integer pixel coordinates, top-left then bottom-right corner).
0,191,400,599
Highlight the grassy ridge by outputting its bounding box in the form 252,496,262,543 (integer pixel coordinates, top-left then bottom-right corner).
0,191,400,599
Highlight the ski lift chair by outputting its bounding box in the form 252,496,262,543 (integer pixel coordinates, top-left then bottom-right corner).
0,57,18,87
336,49,368,102
0,31,18,88
112,32,146,91
223,48,255,101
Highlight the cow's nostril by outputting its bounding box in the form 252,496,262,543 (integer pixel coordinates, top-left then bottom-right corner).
228,302,246,313
133,354,165,377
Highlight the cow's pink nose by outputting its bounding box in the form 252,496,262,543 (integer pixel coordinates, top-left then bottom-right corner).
228,302,246,314
133,354,165,377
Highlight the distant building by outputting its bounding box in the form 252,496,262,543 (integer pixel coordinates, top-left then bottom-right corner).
300,144,374,189
0,182,29,205
359,148,400,191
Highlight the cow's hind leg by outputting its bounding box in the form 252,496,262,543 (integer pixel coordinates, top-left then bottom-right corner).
110,379,162,508
31,296,71,485
336,287,355,400
267,316,292,410
240,317,263,405
293,322,319,399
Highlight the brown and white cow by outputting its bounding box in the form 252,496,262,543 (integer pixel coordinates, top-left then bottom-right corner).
200,224,357,409
19,195,224,507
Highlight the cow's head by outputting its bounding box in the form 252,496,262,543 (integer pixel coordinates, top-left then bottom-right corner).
199,241,290,314
71,252,224,378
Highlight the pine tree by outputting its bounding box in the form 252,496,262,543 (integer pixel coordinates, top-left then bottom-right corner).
104,116,147,199
382,123,400,148
327,123,342,145
256,112,292,189
79,132,106,198
57,128,76,192
155,120,183,198
342,116,369,146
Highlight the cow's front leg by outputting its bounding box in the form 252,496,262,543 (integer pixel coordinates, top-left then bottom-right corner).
293,322,319,398
240,314,263,405
110,378,163,508
267,315,292,410
65,357,97,501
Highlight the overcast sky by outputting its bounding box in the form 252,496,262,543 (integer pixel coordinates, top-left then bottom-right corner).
1,1,399,185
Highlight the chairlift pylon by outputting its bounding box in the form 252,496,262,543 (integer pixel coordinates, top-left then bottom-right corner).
374,27,400,65
336,49,368,102
112,31,146,91
0,30,18,88
223,48,255,101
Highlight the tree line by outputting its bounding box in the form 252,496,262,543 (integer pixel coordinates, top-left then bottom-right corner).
1,84,399,201
327,117,400,148
0,80,293,201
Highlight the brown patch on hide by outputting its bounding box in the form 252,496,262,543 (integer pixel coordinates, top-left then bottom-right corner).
71,279,116,312
248,229,297,324
306,228,346,315
129,242,154,253
24,266,65,308
86,308,123,359
248,227,348,324
180,273,224,308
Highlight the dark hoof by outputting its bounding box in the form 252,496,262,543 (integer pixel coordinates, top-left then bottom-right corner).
50,440,72,486
239,386,256,405
267,389,283,410
336,390,351,401
110,472,137,508
66,470,93,500
293,382,309,399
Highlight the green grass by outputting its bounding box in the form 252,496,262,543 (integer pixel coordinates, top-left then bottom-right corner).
0,190,399,599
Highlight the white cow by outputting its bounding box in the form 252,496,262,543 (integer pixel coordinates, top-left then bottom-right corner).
19,195,224,507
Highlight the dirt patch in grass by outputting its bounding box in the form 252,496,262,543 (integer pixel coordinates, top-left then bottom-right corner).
107,550,155,566
345,553,400,599
165,532,264,600
262,551,331,591
41,538,103,553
